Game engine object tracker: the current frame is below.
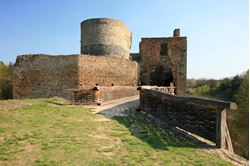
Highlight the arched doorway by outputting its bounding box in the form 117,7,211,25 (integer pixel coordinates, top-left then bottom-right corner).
149,66,174,86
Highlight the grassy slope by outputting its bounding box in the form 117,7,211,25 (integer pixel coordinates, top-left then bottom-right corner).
0,98,232,166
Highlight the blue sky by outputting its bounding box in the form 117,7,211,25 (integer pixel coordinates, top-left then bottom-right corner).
0,0,248,79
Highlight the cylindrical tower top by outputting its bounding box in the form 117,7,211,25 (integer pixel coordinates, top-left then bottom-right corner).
80,18,132,59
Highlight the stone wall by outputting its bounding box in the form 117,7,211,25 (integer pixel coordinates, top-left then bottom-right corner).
73,86,139,105
139,30,187,95
99,86,138,103
13,54,138,99
139,89,236,150
73,89,98,105
81,18,131,59
78,55,138,88
13,54,79,99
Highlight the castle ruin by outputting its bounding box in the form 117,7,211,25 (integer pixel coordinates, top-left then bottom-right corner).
13,18,186,101
139,29,187,95
12,18,239,156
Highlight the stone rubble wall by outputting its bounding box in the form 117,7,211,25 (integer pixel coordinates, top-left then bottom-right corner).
73,90,97,105
13,54,79,99
98,86,138,104
139,37,187,95
13,54,138,99
78,55,138,88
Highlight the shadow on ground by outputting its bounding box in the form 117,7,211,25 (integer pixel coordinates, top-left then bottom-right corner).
97,100,139,118
48,101,71,106
97,99,215,151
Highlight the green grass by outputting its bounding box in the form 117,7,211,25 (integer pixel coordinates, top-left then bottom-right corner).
0,98,232,166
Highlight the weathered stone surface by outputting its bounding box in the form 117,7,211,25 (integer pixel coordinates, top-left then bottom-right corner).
73,86,139,105
139,30,187,95
13,54,138,99
81,18,131,59
13,54,79,99
99,86,138,103
78,55,137,88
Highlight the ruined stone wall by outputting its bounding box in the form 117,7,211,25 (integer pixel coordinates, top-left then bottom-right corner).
81,18,132,59
72,86,139,105
13,54,138,99
78,55,138,88
13,54,79,99
139,31,187,95
99,86,138,103
73,90,97,105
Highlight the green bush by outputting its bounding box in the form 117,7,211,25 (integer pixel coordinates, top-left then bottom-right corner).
229,71,249,158
0,62,13,99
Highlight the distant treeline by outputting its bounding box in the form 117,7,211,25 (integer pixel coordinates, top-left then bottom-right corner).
0,62,13,99
187,71,249,159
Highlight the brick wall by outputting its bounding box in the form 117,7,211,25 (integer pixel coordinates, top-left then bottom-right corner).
73,90,98,104
78,55,138,88
13,54,79,99
13,54,138,99
99,86,138,103
139,89,236,150
73,86,139,105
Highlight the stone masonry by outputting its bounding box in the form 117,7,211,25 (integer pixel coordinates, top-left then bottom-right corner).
81,18,132,59
78,55,137,88
139,29,187,95
73,86,139,105
13,18,187,100
13,55,79,99
13,54,138,99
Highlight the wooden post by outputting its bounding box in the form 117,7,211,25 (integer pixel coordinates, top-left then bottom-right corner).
216,108,234,153
216,109,222,148
224,118,234,153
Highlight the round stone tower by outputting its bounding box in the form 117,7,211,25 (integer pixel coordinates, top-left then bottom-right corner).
80,18,132,59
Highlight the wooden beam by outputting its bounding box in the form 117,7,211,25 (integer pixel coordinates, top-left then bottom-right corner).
142,89,237,110
224,119,234,153
216,109,234,153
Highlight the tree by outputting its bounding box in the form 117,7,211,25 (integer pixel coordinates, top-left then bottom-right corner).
229,71,249,159
187,71,249,159
0,61,13,99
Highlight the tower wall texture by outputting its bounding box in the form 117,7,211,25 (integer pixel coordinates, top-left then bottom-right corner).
81,18,131,59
